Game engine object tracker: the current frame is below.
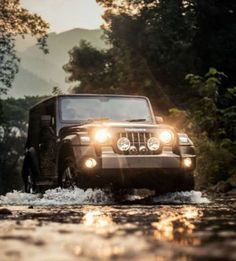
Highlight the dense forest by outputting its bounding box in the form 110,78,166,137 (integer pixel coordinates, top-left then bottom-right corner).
0,0,235,194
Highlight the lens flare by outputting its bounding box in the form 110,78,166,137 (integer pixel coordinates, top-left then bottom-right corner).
95,130,110,143
159,130,173,144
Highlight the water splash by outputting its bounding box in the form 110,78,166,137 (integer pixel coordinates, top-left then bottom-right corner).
153,191,210,204
0,188,114,206
0,188,210,205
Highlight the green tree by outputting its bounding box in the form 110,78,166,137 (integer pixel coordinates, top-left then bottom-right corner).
96,0,196,109
170,69,236,188
64,40,114,93
0,96,45,194
96,0,236,107
0,0,49,95
193,0,236,85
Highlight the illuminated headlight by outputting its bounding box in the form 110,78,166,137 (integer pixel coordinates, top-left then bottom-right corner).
117,137,130,151
147,137,160,151
95,129,110,143
159,130,173,144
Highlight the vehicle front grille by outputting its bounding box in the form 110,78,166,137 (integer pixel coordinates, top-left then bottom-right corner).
115,132,161,155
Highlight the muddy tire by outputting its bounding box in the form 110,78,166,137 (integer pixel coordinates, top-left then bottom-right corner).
154,172,195,196
180,172,195,191
22,154,38,193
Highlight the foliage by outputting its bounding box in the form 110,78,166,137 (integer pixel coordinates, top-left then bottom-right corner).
0,0,49,95
170,69,236,188
64,40,114,94
52,86,64,96
97,0,236,87
64,0,236,112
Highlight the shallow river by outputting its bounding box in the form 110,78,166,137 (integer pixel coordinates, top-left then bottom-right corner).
0,189,235,261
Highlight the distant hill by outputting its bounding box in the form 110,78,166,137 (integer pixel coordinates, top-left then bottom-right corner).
9,28,106,97
8,67,58,97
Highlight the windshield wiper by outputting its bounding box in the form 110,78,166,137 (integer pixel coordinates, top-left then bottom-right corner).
126,118,147,122
86,117,110,122
63,118,111,129
77,117,110,125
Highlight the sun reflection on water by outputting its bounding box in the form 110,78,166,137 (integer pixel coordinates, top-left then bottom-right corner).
82,210,114,228
152,206,203,245
77,210,127,258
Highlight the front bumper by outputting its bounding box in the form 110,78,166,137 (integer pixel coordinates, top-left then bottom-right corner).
100,147,195,170
102,153,180,169
74,146,196,190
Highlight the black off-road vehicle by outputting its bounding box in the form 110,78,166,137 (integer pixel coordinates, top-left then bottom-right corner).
22,94,196,193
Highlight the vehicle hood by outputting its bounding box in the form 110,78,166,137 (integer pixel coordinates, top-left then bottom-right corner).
83,121,157,128
61,121,175,133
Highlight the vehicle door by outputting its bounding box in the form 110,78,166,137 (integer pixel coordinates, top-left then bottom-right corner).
39,101,57,179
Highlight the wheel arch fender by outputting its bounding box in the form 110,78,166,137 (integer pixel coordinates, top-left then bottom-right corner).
56,142,75,172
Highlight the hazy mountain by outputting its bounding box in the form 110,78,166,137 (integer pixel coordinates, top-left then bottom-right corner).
8,67,58,97
9,28,106,97
15,35,37,52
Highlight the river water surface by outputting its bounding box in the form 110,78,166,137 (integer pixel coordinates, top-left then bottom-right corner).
0,188,235,261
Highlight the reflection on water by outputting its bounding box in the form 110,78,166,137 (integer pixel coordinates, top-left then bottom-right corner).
0,193,235,261
152,206,203,245
82,210,114,228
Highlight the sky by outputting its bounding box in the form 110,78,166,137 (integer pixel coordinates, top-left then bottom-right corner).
21,0,105,33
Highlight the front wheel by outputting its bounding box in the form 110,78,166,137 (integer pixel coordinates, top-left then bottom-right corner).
22,154,37,193
154,172,195,196
180,172,195,191
58,156,77,188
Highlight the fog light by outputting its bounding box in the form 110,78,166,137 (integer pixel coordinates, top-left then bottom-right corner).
85,158,97,169
139,145,147,154
183,158,192,168
129,145,137,154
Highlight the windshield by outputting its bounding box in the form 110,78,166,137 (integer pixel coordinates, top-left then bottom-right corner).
60,96,153,123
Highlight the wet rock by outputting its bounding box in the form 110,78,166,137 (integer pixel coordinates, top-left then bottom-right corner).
228,173,236,188
5,250,21,257
0,208,12,215
209,174,236,195
33,240,45,246
226,188,236,196
212,181,232,193
58,229,71,234
16,220,22,225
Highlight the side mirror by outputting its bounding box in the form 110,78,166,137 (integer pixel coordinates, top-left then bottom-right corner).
155,116,164,124
41,115,52,127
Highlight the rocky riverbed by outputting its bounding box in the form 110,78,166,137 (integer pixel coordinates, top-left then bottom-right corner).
0,189,235,261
